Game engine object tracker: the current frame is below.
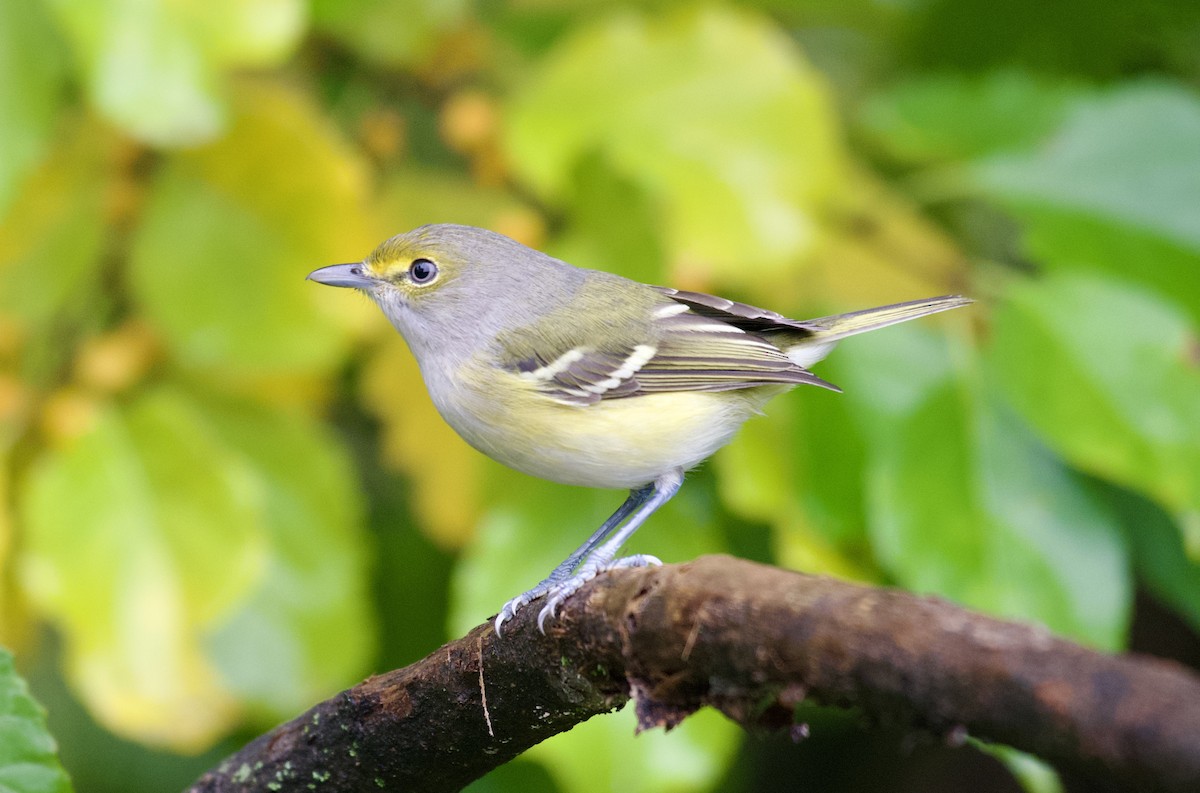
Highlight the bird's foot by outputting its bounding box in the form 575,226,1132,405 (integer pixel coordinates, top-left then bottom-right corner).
494,554,663,635
536,554,662,632
495,583,551,635
537,554,665,633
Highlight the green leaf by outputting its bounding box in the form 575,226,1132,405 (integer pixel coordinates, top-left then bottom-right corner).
449,467,727,637
374,168,535,245
0,648,74,793
504,6,843,280
549,152,667,286
1104,486,1200,634
714,406,796,528
977,81,1200,252
128,82,373,381
529,704,739,793
989,272,1200,538
46,0,306,145
839,328,1130,649
311,0,467,67
20,383,376,743
0,118,112,336
860,71,1083,163
713,390,872,580
974,742,1063,793
970,81,1200,324
0,0,68,218
464,759,557,793
198,396,375,718
19,387,267,750
901,0,1200,79
788,379,869,550
1015,205,1200,328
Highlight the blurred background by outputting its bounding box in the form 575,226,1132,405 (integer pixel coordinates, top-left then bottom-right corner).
1,0,1198,791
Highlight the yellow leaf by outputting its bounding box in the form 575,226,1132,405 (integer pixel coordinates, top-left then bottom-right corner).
128,80,377,384
47,0,306,145
772,506,876,583
70,544,239,753
372,167,539,240
713,408,794,524
312,0,468,68
505,6,845,283
716,405,872,582
19,391,269,749
0,113,115,329
0,447,13,642
810,166,971,306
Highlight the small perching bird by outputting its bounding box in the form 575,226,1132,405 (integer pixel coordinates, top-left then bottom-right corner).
308,224,970,633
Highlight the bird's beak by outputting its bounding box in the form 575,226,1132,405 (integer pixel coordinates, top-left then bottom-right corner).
306,263,375,289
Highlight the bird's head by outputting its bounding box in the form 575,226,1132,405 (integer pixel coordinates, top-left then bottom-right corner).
308,224,484,307
308,224,583,358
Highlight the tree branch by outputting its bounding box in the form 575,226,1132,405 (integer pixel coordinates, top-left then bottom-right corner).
187,555,1200,793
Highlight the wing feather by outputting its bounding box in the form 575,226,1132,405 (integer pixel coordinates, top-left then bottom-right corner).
651,286,821,334
502,298,838,405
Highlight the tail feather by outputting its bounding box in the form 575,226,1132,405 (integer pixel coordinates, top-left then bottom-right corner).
782,294,972,368
805,295,973,342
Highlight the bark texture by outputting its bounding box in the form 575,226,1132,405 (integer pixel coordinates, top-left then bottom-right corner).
187,555,1200,793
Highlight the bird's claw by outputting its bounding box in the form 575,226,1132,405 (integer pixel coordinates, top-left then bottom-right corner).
536,597,562,633
495,590,537,635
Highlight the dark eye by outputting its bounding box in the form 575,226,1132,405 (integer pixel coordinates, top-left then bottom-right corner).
409,258,438,284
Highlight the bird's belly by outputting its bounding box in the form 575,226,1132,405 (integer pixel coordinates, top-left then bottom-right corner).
439,374,779,489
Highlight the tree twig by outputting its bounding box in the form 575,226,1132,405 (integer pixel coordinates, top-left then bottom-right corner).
186,555,1200,793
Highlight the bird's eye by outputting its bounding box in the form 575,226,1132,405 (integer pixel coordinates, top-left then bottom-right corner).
409,258,438,284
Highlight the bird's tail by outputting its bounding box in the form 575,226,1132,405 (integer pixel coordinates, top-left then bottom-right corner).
783,294,972,368
805,295,973,341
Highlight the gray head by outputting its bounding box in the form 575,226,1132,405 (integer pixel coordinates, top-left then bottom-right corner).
308,224,586,358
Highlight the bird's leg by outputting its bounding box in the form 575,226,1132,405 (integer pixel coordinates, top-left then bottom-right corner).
544,483,658,583
494,483,656,634
535,468,684,632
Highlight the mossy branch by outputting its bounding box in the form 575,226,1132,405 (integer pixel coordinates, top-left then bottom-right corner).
186,555,1200,793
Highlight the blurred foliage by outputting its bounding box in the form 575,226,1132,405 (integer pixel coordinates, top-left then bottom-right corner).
0,0,1197,791
0,647,72,793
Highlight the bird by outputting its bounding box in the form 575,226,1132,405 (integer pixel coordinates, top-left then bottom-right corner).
307,224,970,633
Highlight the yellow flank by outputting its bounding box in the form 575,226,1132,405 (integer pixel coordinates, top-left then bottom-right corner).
432,355,787,489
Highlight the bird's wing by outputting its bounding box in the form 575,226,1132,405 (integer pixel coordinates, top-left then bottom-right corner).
499,298,837,407
633,302,838,395
650,286,821,334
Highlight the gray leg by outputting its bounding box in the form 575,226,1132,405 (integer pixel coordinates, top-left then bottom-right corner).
542,483,657,584
494,484,656,634
533,469,684,632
